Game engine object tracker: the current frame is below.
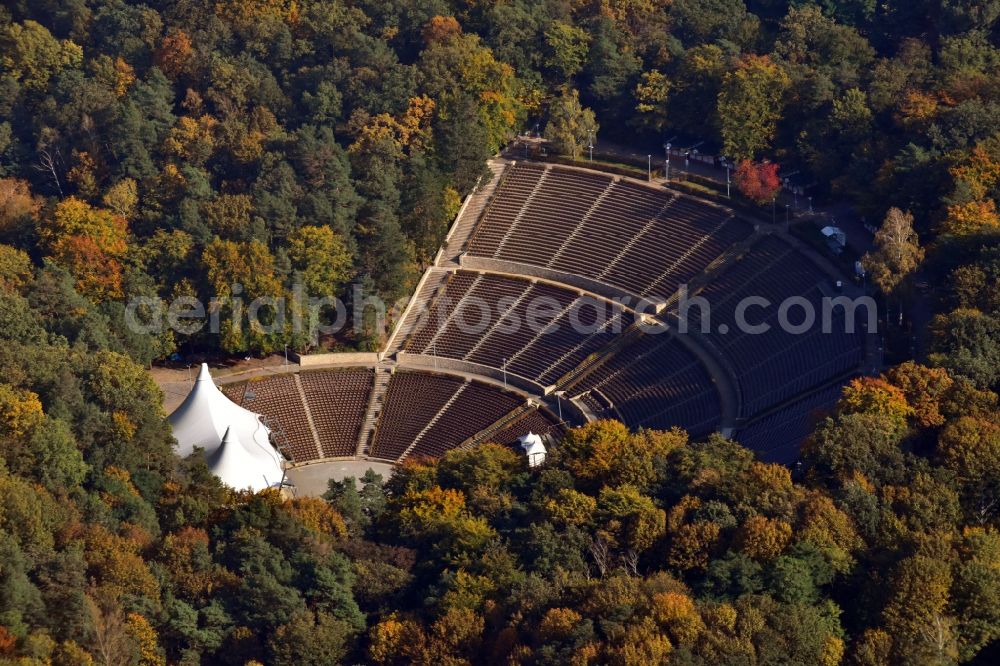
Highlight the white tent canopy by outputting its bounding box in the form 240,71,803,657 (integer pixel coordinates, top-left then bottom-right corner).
207,426,280,492
168,363,284,489
519,432,547,467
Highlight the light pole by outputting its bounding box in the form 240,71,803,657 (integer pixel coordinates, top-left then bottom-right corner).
502,357,507,388
785,204,790,230
663,142,671,181
722,158,731,198
283,345,288,366
588,129,594,162
647,154,652,181
554,390,564,421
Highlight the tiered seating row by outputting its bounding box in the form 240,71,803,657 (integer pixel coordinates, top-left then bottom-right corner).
405,271,631,386
688,236,864,416
221,375,316,462
495,169,613,266
370,371,534,461
369,372,464,461
466,164,753,301
737,384,846,464
301,369,373,458
487,408,565,447
467,164,546,255
571,334,721,436
410,381,523,459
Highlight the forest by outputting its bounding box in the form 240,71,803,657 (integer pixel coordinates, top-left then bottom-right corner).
1,0,999,664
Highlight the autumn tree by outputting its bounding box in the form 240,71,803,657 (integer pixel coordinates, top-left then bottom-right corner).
39,198,128,300
201,238,287,352
881,555,958,665
0,20,82,90
861,207,924,295
939,199,1000,236
734,160,781,205
288,225,353,297
633,71,671,132
153,30,193,80
0,178,42,237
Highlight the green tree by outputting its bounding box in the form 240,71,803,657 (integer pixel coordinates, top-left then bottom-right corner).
543,23,589,81
718,55,789,159
544,88,599,160
288,225,353,298
0,20,82,90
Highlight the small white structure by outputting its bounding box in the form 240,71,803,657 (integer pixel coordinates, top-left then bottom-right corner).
168,363,284,490
821,225,847,253
519,432,547,467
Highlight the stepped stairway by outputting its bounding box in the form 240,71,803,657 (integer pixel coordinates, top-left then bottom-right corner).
553,319,650,394
440,160,508,265
356,367,393,456
293,374,324,460
383,268,448,356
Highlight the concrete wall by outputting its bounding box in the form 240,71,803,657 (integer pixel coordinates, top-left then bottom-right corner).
395,351,546,397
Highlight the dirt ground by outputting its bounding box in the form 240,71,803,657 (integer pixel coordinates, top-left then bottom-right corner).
150,353,292,414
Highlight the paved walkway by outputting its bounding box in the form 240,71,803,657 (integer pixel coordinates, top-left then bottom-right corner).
285,459,394,497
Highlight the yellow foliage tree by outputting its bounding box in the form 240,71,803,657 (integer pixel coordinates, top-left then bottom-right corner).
0,383,44,438
838,377,913,432
284,496,348,538
544,487,597,527
883,362,954,428
0,178,42,234
125,613,165,666
950,144,1000,201
667,521,721,571
651,591,704,647
0,246,34,293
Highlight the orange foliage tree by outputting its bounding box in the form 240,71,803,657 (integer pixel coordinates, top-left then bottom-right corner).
939,199,1000,236
734,159,781,205
40,197,128,300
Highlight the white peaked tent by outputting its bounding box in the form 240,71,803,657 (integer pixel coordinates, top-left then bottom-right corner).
207,426,280,491
169,363,284,488
519,432,547,467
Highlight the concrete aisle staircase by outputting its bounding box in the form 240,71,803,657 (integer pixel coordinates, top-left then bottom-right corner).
356,367,393,456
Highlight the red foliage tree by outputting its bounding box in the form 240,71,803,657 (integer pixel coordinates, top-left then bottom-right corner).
734,159,781,205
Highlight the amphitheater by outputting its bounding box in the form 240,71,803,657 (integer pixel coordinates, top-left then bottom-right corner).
212,158,873,491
